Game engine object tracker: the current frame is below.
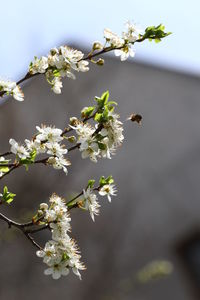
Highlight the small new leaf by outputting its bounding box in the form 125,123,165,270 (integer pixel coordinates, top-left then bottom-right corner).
20,150,37,170
143,24,172,42
1,186,16,204
99,175,114,187
81,106,95,119
87,179,95,188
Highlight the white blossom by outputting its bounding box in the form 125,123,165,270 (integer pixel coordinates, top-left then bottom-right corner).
45,142,68,157
0,80,24,101
12,85,24,101
104,28,124,47
9,138,29,159
10,124,69,174
76,60,89,72
44,261,70,279
36,125,63,143
83,188,100,221
72,112,124,162
99,184,117,202
47,156,70,174
51,77,63,94
36,194,85,280
122,21,142,43
25,139,46,154
29,56,48,74
114,44,135,61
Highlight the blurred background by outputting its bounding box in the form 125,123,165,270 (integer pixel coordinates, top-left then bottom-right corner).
0,0,200,299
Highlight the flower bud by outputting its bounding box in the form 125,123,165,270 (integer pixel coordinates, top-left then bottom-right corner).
67,136,76,143
92,41,103,51
69,117,78,126
96,58,104,66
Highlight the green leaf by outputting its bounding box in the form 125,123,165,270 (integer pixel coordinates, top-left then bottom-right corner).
94,112,102,122
81,106,95,119
3,186,8,194
143,24,172,42
0,166,9,173
20,149,37,169
99,175,114,187
95,90,110,109
99,176,106,187
87,179,95,188
101,91,109,104
1,186,16,204
106,175,114,184
107,101,118,106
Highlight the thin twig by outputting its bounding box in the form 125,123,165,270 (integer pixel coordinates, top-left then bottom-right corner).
0,212,43,249
0,152,12,157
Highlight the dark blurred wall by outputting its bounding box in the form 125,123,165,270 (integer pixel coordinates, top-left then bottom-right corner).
0,56,200,300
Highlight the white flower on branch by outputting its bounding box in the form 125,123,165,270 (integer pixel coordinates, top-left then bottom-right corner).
9,124,70,174
99,184,117,202
46,142,68,157
47,156,70,175
51,77,63,94
80,141,99,162
35,125,63,143
59,46,84,65
0,80,24,101
36,194,85,280
104,28,124,47
25,139,46,154
12,85,24,101
9,138,29,159
101,112,124,149
72,111,124,162
122,20,143,43
114,44,135,61
76,60,89,72
29,56,48,74
83,188,100,221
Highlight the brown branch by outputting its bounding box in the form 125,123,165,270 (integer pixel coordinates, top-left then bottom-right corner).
0,212,44,249
0,151,12,157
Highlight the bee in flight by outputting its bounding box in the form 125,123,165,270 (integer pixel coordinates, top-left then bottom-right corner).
126,113,142,125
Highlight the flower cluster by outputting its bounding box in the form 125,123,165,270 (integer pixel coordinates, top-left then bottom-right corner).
0,80,24,101
36,194,85,280
29,46,89,94
80,176,117,221
71,92,124,162
73,113,123,162
104,21,142,61
9,125,70,174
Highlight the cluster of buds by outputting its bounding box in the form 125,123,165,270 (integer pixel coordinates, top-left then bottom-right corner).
36,194,85,279
0,80,24,101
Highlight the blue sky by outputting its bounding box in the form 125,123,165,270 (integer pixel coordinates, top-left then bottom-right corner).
0,0,199,80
